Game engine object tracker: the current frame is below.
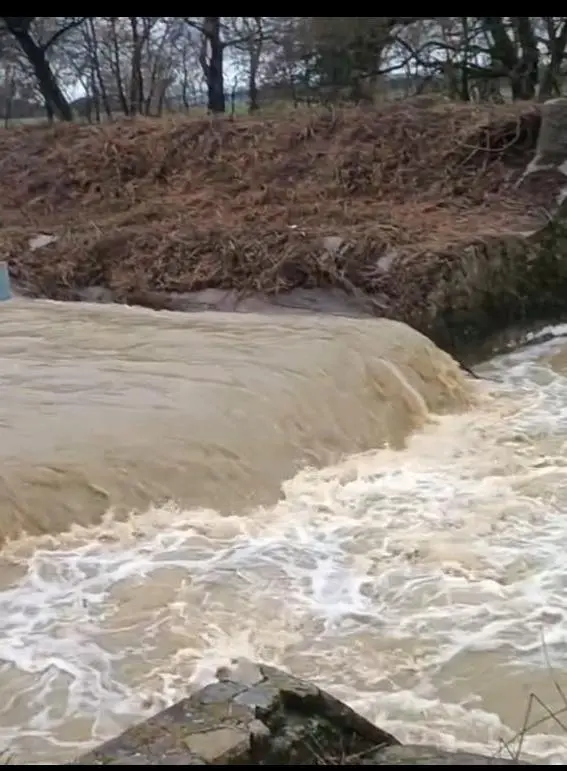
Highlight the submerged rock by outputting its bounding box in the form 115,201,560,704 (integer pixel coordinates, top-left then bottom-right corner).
68,661,530,765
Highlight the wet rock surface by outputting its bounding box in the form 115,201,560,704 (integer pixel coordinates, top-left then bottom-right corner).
69,662,531,765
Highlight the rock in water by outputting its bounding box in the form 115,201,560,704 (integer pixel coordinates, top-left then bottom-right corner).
68,661,531,765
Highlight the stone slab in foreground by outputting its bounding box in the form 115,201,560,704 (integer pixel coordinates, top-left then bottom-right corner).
69,660,530,765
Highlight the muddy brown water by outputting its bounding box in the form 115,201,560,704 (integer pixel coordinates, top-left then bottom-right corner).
2,298,567,764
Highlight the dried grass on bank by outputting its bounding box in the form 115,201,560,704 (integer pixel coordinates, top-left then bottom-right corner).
0,102,542,304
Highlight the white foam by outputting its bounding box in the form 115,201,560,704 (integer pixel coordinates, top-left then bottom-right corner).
4,338,567,762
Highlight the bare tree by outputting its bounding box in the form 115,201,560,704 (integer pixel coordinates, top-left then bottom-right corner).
184,17,225,113
3,16,567,126
1,16,86,120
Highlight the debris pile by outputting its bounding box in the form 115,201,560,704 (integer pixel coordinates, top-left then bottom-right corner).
0,102,542,314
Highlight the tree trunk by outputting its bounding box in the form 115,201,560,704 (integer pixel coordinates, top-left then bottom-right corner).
539,18,567,101
86,18,112,121
481,16,538,101
458,17,471,102
247,17,263,113
201,17,225,113
3,19,73,121
511,17,539,100
129,17,145,116
109,17,130,116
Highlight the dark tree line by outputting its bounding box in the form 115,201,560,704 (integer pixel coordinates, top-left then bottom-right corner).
1,17,567,123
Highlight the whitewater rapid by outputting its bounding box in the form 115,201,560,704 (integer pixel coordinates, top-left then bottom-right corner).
1,301,567,763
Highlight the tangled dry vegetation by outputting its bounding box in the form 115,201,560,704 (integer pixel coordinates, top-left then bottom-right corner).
0,101,542,307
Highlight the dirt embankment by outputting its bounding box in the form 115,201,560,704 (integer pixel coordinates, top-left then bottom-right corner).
2,101,566,356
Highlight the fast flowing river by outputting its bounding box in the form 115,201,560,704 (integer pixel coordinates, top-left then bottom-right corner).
2,299,567,764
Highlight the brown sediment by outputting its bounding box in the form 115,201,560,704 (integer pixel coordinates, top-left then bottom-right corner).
2,101,564,355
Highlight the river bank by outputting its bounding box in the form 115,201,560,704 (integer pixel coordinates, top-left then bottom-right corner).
4,99,567,360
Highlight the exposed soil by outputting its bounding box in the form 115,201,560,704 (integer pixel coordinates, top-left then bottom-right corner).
0,102,554,351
